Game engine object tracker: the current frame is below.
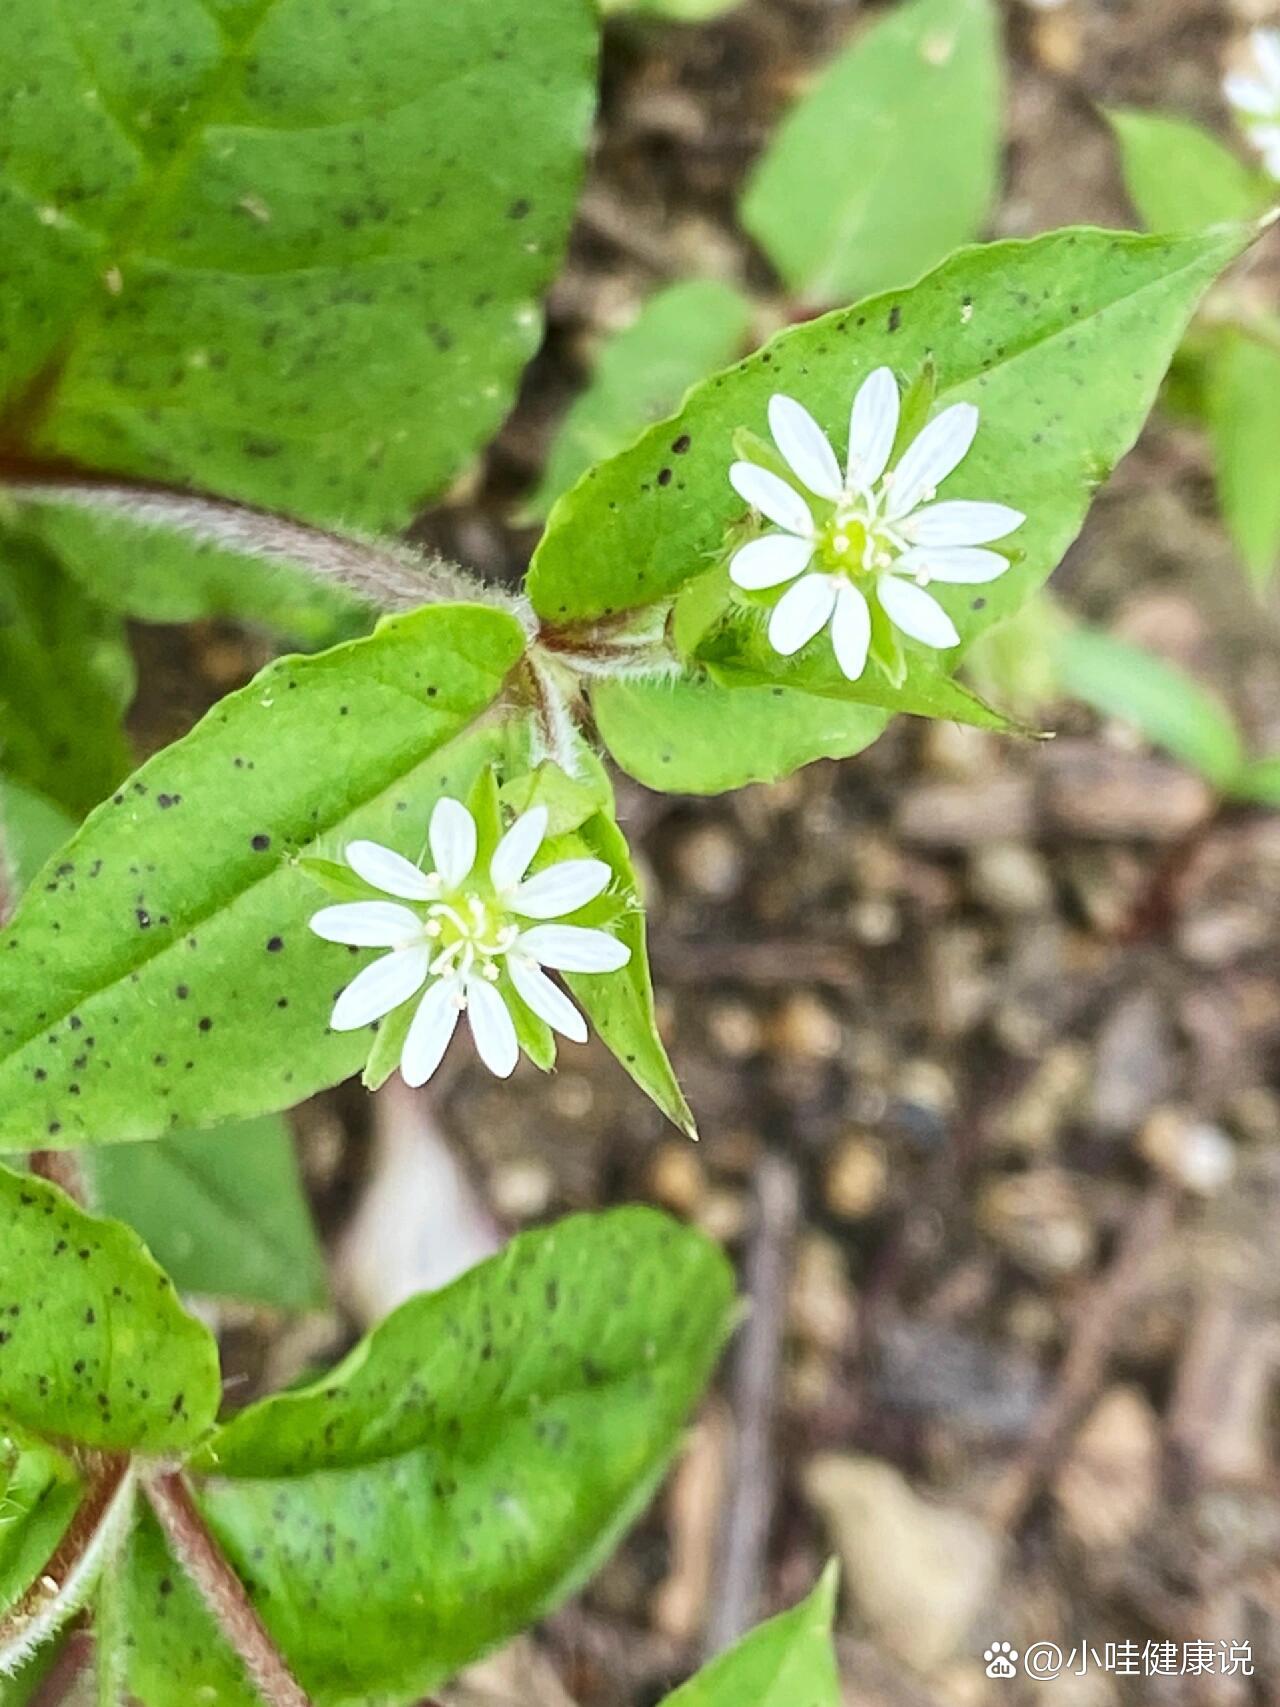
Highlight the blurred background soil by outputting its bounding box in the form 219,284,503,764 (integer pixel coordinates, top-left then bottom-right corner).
128,1,1280,1701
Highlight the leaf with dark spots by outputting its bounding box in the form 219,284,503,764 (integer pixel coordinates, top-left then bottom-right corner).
530,225,1252,727
0,1164,219,1452
1,0,599,534
0,604,525,1146
122,1208,734,1706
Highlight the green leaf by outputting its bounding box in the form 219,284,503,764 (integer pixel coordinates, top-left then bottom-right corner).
0,786,327,1308
1053,625,1244,788
0,1433,83,1623
0,1164,219,1452
741,0,1002,305
1205,326,1280,589
593,671,889,792
526,281,754,522
0,0,598,530
1233,754,1280,806
498,754,615,837
0,532,134,817
696,629,1028,730
0,603,526,1148
529,224,1252,721
87,1116,326,1311
660,1562,841,1706
123,1208,735,1706
558,808,692,1134
1107,109,1266,232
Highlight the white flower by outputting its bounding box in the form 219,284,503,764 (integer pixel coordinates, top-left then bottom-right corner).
1224,29,1280,178
726,369,1024,682
310,797,630,1086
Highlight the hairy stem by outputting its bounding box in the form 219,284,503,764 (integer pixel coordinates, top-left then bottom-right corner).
522,653,585,776
145,1471,313,1707
0,1454,134,1677
4,475,534,630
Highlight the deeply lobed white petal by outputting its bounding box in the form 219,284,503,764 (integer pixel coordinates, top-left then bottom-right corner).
400,977,462,1086
885,403,979,520
768,394,844,500
899,500,1024,547
511,858,611,920
345,839,438,901
847,366,900,489
830,583,871,682
730,532,815,590
311,900,424,948
729,462,815,537
465,975,519,1077
509,956,588,1042
519,923,631,973
897,545,1010,585
878,575,961,649
428,796,477,889
490,805,548,893
768,572,837,657
331,946,429,1031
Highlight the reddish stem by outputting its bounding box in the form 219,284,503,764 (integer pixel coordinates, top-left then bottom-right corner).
0,1452,130,1651
144,1471,313,1707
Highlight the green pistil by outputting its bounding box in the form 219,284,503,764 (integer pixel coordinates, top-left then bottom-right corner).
424,892,518,982
815,504,896,581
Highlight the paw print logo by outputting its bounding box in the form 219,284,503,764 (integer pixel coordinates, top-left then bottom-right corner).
984,1642,1019,1679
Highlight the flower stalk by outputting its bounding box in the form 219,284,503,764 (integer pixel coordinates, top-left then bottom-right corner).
144,1470,314,1707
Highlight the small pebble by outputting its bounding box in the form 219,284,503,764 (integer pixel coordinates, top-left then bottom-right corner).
1054,1386,1160,1551
825,1134,890,1220
968,841,1053,915
548,1075,594,1120
769,992,843,1061
849,897,901,945
705,999,762,1059
789,1233,856,1353
671,822,743,899
896,777,1036,848
647,1141,707,1217
993,1045,1089,1155
1040,742,1213,842
977,1171,1095,1277
1139,1108,1236,1195
697,1187,747,1245
489,1158,554,1221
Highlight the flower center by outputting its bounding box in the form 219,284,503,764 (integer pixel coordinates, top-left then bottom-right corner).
423,891,518,984
816,495,901,581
